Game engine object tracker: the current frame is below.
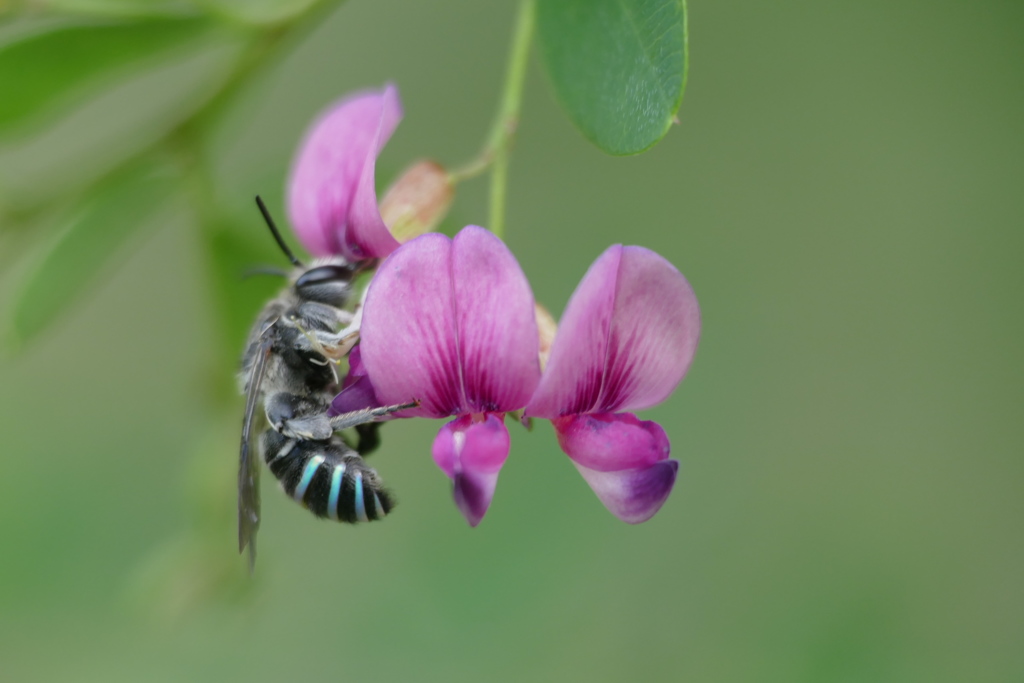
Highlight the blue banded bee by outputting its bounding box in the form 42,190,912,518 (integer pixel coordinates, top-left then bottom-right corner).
238,197,414,569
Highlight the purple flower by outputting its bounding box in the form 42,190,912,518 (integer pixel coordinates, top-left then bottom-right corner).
357,226,541,526
524,246,700,524
287,84,403,260
328,345,382,417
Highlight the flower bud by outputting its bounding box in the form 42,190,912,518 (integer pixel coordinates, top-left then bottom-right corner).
379,160,454,243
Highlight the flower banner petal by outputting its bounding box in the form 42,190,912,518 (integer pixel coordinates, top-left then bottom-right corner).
361,226,541,418
432,414,511,526
360,233,463,417
574,459,679,524
346,89,403,259
527,245,700,417
287,84,402,257
526,246,619,417
553,413,669,471
597,246,701,412
451,226,540,413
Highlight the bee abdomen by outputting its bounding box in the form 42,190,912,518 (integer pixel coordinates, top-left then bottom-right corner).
262,432,393,523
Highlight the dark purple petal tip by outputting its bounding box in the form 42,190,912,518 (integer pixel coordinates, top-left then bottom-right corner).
453,471,498,528
574,459,679,524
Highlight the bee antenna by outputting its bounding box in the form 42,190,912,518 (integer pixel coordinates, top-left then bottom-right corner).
255,195,303,268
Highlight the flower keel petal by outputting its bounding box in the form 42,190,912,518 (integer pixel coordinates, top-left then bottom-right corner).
553,413,670,471
432,415,510,526
574,459,679,524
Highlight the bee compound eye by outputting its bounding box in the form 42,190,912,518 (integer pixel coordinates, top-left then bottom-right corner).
295,265,355,288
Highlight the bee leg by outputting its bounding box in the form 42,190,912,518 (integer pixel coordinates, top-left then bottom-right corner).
282,415,333,441
265,391,333,441
292,324,359,362
328,400,420,431
319,330,359,361
302,305,364,361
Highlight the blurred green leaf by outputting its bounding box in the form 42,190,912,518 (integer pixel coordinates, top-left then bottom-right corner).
0,16,212,135
201,0,321,25
35,0,200,19
204,214,285,390
536,0,687,155
8,159,176,346
125,418,254,622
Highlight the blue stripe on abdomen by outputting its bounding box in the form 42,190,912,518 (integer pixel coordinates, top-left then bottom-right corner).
294,455,325,502
354,471,368,522
328,463,346,521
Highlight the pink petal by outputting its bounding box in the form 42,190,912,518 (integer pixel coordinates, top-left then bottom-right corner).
328,346,382,416
526,245,700,418
328,376,381,416
360,233,462,418
574,459,679,524
287,84,402,258
346,95,403,259
552,413,669,471
432,414,510,526
342,343,369,388
451,226,540,413
360,226,540,418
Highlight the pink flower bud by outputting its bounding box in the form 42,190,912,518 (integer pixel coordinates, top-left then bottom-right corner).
534,302,558,372
378,160,455,243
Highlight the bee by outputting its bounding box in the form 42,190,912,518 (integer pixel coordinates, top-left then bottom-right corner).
238,197,414,568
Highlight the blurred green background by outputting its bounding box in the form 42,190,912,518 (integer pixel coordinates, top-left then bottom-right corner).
1,0,1022,681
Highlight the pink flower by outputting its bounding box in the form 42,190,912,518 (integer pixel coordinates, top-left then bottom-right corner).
287,87,700,528
350,232,700,526
357,226,541,526
287,84,403,260
328,345,381,417
524,246,700,523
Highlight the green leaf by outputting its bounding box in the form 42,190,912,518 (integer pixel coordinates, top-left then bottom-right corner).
8,159,176,346
536,0,688,155
0,17,211,135
202,0,321,25
35,0,200,19
205,220,284,361
197,214,289,404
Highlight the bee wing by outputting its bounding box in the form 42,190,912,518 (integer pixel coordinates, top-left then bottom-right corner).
239,335,273,570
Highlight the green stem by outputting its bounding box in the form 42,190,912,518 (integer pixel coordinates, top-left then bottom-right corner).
449,0,534,239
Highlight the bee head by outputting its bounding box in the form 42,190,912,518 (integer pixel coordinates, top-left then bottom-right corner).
294,263,359,306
